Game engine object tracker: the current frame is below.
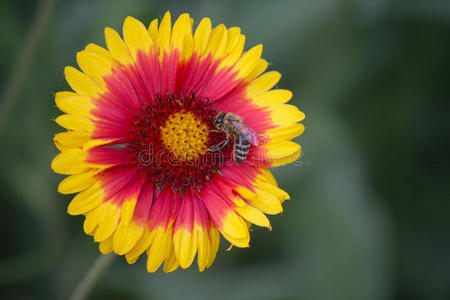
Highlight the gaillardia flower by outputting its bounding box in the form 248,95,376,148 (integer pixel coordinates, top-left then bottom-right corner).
51,11,305,272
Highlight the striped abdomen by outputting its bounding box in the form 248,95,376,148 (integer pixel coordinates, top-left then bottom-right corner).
233,134,250,164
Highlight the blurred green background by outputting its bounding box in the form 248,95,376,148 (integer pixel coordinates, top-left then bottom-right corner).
1,0,449,299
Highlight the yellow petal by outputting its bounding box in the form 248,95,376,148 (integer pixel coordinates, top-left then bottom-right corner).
159,11,172,55
54,131,90,149
104,27,133,66
193,17,212,55
260,140,302,167
64,66,104,97
245,59,269,82
162,247,179,273
204,24,227,59
253,89,293,106
54,92,96,118
120,198,136,226
82,138,116,150
269,104,305,126
255,177,290,203
94,202,121,242
180,34,193,61
55,114,94,132
234,186,257,201
67,182,104,215
196,225,210,272
84,43,113,60
264,123,305,140
99,235,114,254
148,18,159,45
54,141,70,152
123,16,153,59
171,13,192,51
51,148,90,175
162,233,178,273
84,202,109,235
259,168,278,187
58,169,97,194
246,71,281,97
232,44,263,79
225,27,241,54
218,34,245,69
146,226,171,272
206,227,220,268
250,188,283,215
220,229,250,248
125,229,155,264
173,227,197,269
235,204,271,228
113,220,144,255
231,195,246,207
76,50,115,85
219,210,249,240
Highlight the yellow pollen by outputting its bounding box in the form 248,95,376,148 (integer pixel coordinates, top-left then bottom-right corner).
160,110,209,161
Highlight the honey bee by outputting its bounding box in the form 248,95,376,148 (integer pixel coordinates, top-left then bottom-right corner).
210,112,265,164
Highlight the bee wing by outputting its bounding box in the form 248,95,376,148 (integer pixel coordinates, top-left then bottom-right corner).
236,122,266,146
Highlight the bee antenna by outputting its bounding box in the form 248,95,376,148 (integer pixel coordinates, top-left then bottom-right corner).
203,97,210,108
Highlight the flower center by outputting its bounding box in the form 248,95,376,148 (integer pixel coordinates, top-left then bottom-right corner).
160,110,209,161
128,94,230,191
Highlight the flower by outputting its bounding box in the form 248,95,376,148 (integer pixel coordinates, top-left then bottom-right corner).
51,11,305,273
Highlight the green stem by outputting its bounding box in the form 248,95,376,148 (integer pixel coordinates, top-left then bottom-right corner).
68,253,116,300
0,0,57,136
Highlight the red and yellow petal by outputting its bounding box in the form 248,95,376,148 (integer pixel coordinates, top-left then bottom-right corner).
201,184,250,247
173,191,197,269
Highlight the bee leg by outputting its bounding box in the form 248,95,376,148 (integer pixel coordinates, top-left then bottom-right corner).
209,139,230,151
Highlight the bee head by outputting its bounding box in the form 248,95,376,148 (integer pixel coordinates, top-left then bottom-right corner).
212,112,225,128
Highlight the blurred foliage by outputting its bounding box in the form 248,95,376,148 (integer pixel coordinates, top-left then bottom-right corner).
1,0,450,299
